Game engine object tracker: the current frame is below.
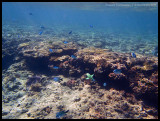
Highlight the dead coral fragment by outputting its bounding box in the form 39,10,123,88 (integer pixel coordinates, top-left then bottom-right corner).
142,62,154,71
66,79,76,88
26,76,44,91
108,72,126,80
30,83,42,92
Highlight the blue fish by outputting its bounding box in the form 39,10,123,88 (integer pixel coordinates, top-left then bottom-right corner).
39,31,43,35
152,46,158,56
53,66,59,69
56,110,69,119
40,26,45,29
131,52,136,58
63,41,68,44
71,55,77,59
29,12,33,15
113,69,121,74
92,79,96,81
53,77,62,82
49,49,53,52
103,83,107,86
90,25,93,28
68,31,72,34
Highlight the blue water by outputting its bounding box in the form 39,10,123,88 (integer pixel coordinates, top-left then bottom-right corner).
2,2,158,54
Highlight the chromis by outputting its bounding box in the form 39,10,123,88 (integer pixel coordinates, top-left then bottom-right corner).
53,66,59,69
103,83,107,86
131,52,136,58
40,25,45,29
90,25,93,28
71,55,77,59
53,77,62,82
49,49,53,53
113,69,121,74
63,41,68,44
68,31,72,34
56,110,69,119
39,31,43,35
152,46,158,56
29,12,33,15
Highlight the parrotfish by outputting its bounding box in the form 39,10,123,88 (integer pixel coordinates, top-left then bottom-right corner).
113,69,121,74
56,110,69,119
86,73,95,81
131,52,136,58
39,31,43,35
68,31,72,34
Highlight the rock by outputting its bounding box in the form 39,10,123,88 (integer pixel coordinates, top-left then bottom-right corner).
74,97,81,102
81,105,90,112
82,99,88,104
21,109,29,113
2,109,10,116
7,33,12,37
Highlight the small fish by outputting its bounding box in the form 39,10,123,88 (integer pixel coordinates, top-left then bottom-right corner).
90,25,93,28
53,77,62,82
49,49,53,52
71,55,77,59
113,69,121,74
29,12,33,15
39,31,43,35
131,52,136,58
68,31,72,34
152,46,158,56
63,41,68,44
92,79,96,81
103,83,107,86
40,26,45,29
53,66,59,69
56,110,69,119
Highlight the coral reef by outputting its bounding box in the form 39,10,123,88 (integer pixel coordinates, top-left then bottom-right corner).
2,24,158,119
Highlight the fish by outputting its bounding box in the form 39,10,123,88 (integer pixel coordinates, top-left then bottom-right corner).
92,79,96,81
53,77,62,82
49,49,53,53
152,46,158,56
131,52,136,58
103,83,107,86
40,26,45,29
71,55,77,59
39,31,43,35
113,69,121,74
63,41,68,44
90,25,93,28
53,66,59,69
29,12,33,15
56,110,69,119
68,31,72,34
